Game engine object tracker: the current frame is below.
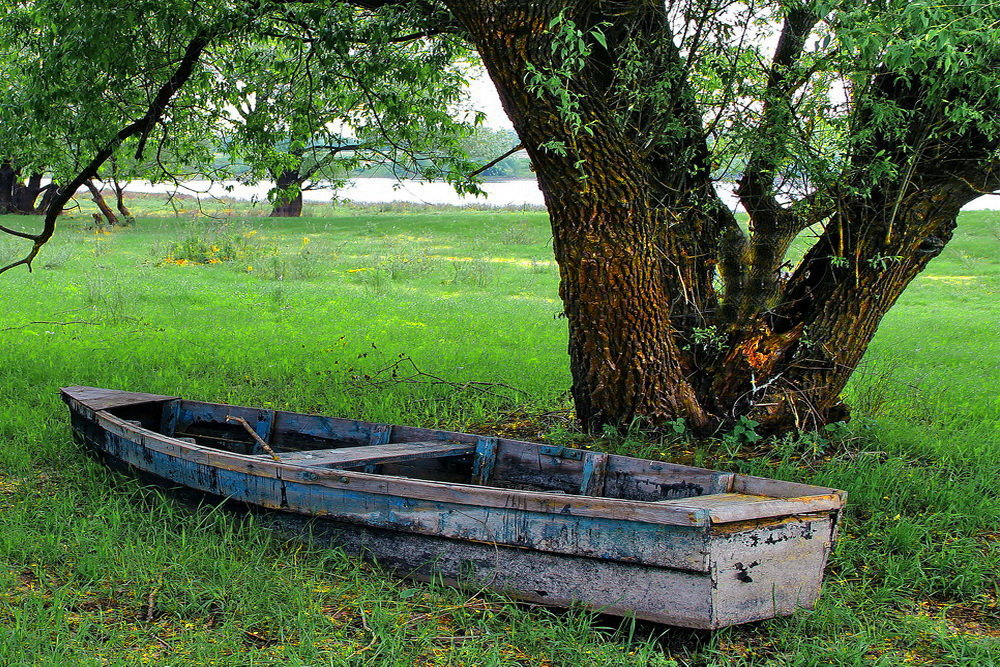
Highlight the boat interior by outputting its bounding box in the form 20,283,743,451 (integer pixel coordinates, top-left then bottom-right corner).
96,396,824,504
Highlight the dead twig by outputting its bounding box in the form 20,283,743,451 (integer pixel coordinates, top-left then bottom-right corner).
1,320,101,332
350,355,527,402
225,415,281,461
351,605,379,655
144,586,158,622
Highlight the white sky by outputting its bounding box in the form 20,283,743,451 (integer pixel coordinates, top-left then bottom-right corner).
467,72,513,130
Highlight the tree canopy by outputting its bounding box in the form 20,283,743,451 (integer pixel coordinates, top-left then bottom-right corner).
1,0,997,433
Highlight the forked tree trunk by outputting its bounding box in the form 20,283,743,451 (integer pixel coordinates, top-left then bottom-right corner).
270,169,304,217
107,156,132,219
439,0,990,435
85,180,119,226
112,182,132,219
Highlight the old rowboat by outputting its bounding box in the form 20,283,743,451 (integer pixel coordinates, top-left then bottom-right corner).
62,386,846,629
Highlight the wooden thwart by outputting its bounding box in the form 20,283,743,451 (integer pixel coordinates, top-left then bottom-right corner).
656,492,844,523
265,441,476,469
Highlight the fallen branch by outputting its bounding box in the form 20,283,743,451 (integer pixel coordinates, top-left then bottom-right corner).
349,355,527,402
225,415,281,461
0,320,101,332
144,586,158,622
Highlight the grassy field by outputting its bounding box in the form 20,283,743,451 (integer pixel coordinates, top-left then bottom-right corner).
0,198,996,665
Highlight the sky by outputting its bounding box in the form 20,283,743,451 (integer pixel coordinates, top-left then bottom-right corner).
466,72,513,130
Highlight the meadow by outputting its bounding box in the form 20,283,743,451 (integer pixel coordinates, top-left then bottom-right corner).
0,196,996,665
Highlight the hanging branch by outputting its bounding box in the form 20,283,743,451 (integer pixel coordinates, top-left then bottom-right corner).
467,143,524,177
0,31,214,275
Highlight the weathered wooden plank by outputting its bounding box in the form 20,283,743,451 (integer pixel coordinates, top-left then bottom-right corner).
275,515,717,628
709,515,834,628
258,409,276,445
96,412,713,527
491,442,586,494
278,474,708,571
657,492,845,523
580,452,609,497
658,493,769,509
270,411,373,448
368,424,392,445
485,435,735,501
160,400,180,437
471,436,498,485
604,457,734,501
176,401,272,443
173,400,276,455
732,474,842,499
268,441,476,468
93,424,711,570
61,386,178,412
384,424,479,445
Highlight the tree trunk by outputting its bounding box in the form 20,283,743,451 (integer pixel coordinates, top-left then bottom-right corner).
12,173,46,214
269,169,303,217
444,2,709,431
108,156,132,219
0,161,17,214
85,180,119,226
113,183,132,219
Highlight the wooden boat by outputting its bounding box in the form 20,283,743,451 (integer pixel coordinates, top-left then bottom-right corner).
62,385,846,629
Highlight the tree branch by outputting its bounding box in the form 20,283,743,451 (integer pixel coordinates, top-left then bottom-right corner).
467,143,523,178
0,31,214,275
736,4,819,229
723,5,820,326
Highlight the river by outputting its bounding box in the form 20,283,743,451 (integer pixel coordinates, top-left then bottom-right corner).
122,177,1000,211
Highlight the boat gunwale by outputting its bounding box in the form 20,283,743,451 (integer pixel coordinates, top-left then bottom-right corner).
68,391,844,528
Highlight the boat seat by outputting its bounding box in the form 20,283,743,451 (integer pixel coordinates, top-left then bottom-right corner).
261,441,476,469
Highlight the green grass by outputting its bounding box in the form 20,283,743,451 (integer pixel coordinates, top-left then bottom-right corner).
0,201,996,665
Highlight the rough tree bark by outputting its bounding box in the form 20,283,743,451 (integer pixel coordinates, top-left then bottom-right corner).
0,165,50,215
113,186,132,219
14,173,46,214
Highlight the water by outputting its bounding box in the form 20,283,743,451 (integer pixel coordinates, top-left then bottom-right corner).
125,178,547,208
123,177,1000,211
